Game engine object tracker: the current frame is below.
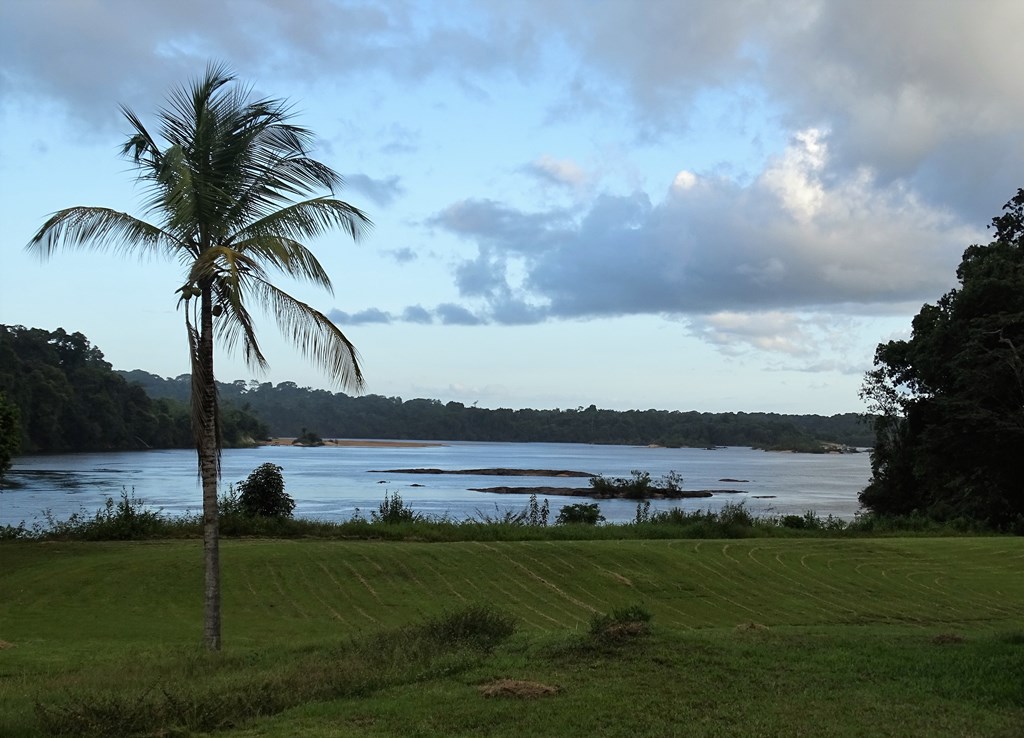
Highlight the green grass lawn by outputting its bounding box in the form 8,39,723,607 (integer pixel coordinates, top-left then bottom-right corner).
2,537,1022,736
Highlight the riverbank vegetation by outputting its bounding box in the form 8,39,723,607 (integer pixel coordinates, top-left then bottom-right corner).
2,536,1021,736
125,369,872,449
2,323,871,457
860,190,1024,529
0,325,268,454
0,489,1004,543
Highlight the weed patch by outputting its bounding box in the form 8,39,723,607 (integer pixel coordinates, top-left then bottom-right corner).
32,605,517,737
479,679,561,699
589,604,653,642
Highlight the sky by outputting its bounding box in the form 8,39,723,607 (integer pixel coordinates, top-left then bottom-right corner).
2,0,1022,415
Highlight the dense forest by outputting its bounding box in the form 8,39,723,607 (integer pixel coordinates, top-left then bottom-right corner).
860,190,1024,527
0,326,267,453
0,324,873,456
122,371,873,450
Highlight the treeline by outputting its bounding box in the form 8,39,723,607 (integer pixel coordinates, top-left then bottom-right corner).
1,326,267,453
122,371,874,450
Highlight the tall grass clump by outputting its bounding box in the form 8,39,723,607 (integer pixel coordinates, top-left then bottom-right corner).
33,605,517,737
371,491,424,524
34,489,192,540
474,494,550,526
589,604,653,642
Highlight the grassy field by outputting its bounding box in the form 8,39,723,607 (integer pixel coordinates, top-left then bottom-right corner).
2,537,1023,736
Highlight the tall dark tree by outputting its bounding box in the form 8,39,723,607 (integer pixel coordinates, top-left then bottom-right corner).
860,189,1024,527
0,391,20,486
28,64,370,649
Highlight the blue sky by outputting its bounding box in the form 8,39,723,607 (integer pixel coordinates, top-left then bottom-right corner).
2,0,1021,414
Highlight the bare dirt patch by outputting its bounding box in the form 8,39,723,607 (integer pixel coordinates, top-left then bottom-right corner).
479,679,561,699
0,640,14,649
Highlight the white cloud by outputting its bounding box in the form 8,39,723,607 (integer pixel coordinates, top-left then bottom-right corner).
524,154,590,190
431,128,980,325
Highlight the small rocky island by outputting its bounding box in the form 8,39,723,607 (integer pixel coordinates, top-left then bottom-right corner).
368,468,594,477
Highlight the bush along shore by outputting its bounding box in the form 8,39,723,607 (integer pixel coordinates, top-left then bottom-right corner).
1,484,1012,544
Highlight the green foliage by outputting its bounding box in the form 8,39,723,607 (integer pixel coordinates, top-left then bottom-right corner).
777,510,848,531
31,605,515,738
589,469,684,498
34,489,185,541
121,371,874,448
293,427,324,446
237,463,295,518
474,494,550,526
0,325,267,453
405,604,517,653
525,493,550,526
589,604,653,642
0,390,20,484
861,189,1024,528
634,500,653,524
371,491,423,524
555,502,606,525
14,490,1018,543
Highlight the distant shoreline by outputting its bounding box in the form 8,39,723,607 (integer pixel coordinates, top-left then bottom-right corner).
260,438,446,448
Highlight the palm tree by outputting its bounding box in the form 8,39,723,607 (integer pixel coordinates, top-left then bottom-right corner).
28,63,371,650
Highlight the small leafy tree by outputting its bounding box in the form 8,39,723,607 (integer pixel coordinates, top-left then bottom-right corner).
525,493,550,526
555,502,605,525
237,463,295,518
0,391,20,486
371,491,421,523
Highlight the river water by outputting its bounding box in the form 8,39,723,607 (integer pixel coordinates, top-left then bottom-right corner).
1,442,872,527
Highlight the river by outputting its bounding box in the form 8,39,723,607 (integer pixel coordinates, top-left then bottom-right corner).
1,441,872,527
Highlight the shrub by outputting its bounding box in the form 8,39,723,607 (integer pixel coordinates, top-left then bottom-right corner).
589,470,684,498
634,500,652,524
590,604,653,641
293,427,324,446
718,501,754,528
371,491,422,524
475,494,550,527
555,502,605,525
525,494,549,526
33,489,184,541
414,604,517,652
237,463,295,518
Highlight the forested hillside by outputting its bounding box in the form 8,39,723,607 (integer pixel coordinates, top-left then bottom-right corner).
123,371,873,450
1,326,267,453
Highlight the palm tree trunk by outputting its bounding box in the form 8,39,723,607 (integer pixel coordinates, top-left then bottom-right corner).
198,286,221,651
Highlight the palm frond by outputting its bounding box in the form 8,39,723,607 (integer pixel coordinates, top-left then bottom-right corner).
234,196,371,245
27,207,178,259
228,235,332,290
211,277,270,373
251,278,365,391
